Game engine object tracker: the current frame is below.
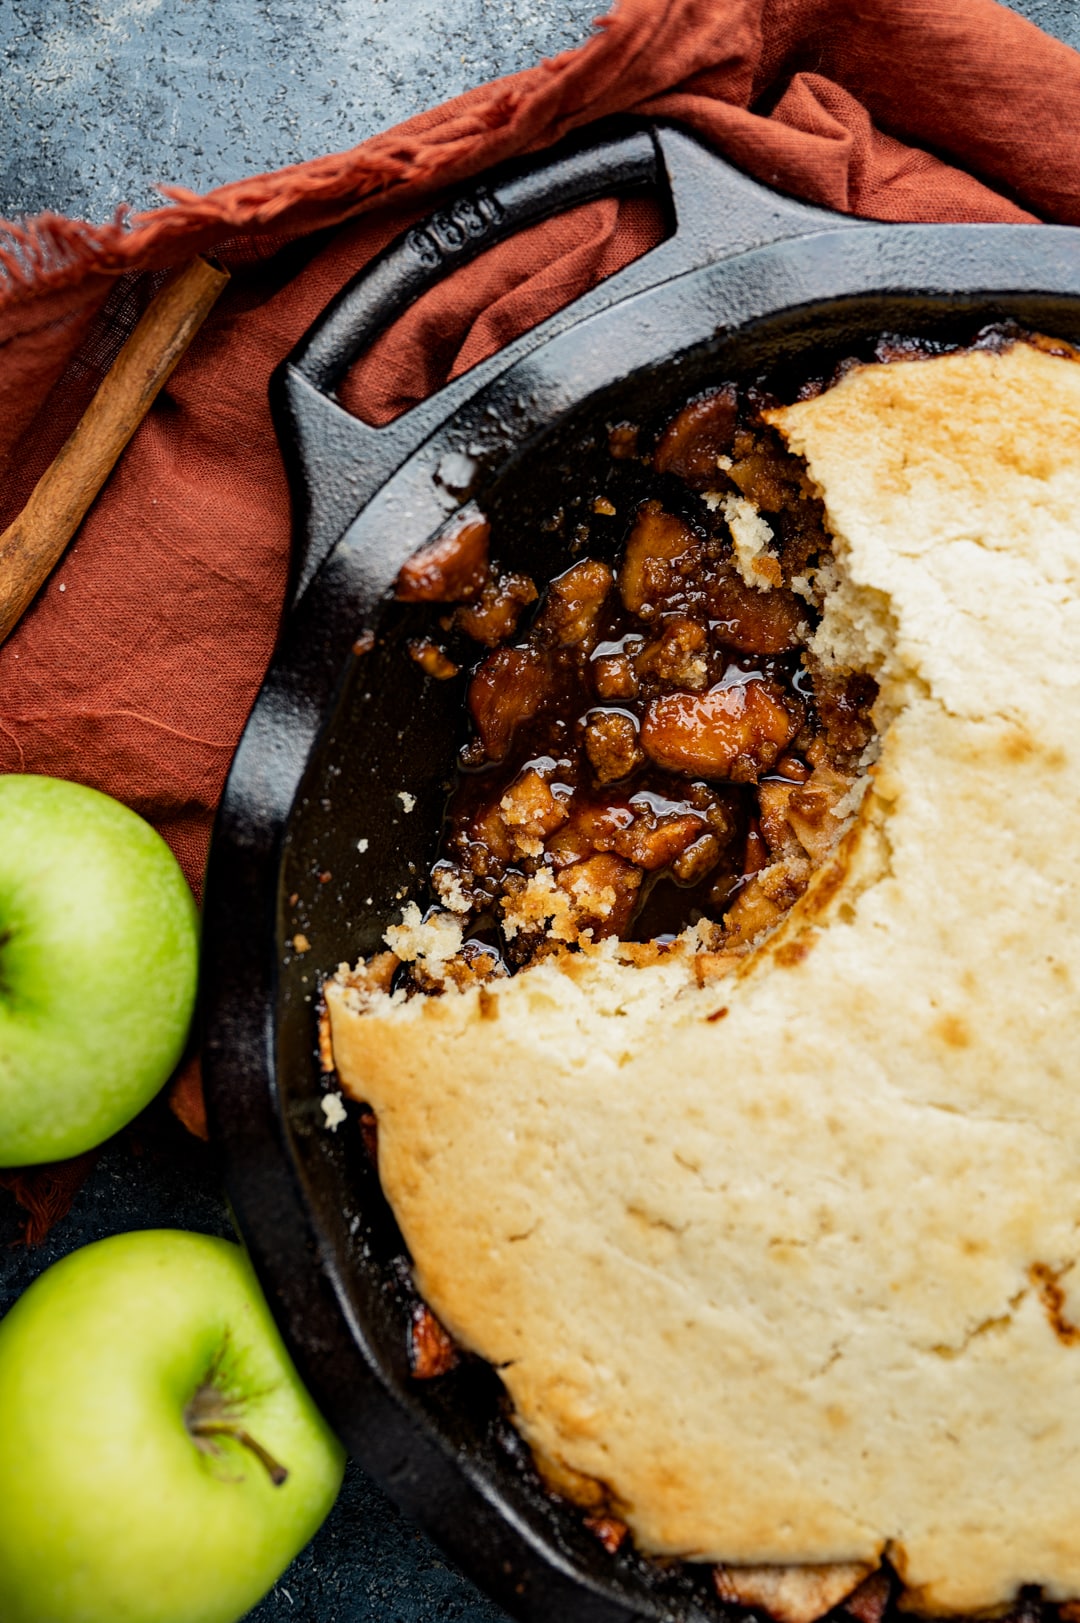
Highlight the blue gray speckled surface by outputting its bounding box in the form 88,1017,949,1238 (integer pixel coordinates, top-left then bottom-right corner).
2,0,1078,226
0,0,599,224
1,2,1078,1620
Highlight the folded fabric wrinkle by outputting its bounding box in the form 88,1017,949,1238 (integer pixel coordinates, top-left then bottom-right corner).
1,0,1078,1234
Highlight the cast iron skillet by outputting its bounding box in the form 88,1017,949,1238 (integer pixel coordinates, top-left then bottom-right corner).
202,120,1080,1623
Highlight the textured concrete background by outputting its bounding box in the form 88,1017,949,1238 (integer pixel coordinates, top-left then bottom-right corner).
0,0,599,223
1,2,1078,1620
2,0,1079,225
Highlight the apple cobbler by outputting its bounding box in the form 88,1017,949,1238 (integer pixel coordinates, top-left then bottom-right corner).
323,334,1080,1622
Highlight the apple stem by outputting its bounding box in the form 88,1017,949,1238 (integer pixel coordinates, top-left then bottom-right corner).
189,1419,290,1487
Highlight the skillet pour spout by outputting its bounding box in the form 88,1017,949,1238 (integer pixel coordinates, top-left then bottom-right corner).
202,118,1080,1623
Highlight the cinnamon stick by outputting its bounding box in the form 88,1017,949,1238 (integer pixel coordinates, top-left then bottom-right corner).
0,255,230,647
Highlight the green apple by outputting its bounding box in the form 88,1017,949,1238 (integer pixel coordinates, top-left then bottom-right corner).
0,774,199,1165
0,1229,346,1623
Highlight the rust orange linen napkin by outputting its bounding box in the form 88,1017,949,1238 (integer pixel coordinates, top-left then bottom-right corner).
2,0,1079,1230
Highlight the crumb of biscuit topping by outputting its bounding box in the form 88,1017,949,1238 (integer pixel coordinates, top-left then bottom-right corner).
432,867,472,914
720,494,781,590
331,950,401,1012
318,1005,335,1072
398,791,416,813
791,555,842,608
500,868,579,943
561,865,616,917
385,902,464,969
320,1093,347,1131
292,933,310,953
830,772,872,822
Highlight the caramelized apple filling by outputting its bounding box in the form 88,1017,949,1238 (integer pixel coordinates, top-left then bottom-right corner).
393,383,877,985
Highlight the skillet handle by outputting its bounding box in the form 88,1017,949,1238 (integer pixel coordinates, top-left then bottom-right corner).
273,119,860,605
293,122,661,396
274,121,665,605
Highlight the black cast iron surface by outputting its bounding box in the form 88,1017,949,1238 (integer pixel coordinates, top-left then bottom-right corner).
3,6,1080,1623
